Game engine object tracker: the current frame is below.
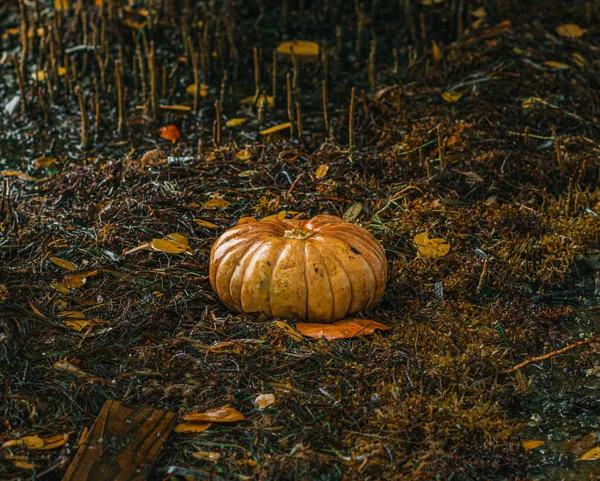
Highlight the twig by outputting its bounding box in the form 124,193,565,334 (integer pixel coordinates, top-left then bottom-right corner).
500,337,600,374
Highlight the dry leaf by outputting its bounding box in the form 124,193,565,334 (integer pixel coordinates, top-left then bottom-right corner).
522,440,545,451
343,202,363,222
273,320,304,342
195,219,219,229
158,125,180,143
64,319,93,331
572,52,586,67
58,310,86,319
226,118,247,127
255,393,276,410
185,83,209,96
261,212,287,222
173,422,212,433
413,232,451,259
184,405,246,423
49,256,76,270
12,460,35,470
2,432,71,450
29,301,47,319
236,149,252,160
240,95,274,107
50,281,71,295
432,41,442,62
33,156,57,168
62,270,98,289
276,41,319,59
260,122,293,136
0,284,8,303
315,164,329,179
544,61,570,69
150,238,189,254
236,217,257,225
167,233,190,249
556,24,584,39
159,104,191,112
521,97,539,109
297,318,391,340
442,91,462,103
203,198,230,209
0,171,35,181
579,446,600,461
192,451,221,462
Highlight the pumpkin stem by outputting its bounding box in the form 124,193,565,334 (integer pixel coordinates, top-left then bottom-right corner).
283,228,315,240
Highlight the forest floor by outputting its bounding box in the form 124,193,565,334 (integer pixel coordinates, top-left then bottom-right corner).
1,1,600,480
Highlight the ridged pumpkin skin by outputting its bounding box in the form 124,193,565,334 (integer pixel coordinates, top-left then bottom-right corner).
209,215,387,322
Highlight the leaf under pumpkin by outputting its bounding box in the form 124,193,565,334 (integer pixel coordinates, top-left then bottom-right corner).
414,232,451,259
184,405,246,423
296,318,391,340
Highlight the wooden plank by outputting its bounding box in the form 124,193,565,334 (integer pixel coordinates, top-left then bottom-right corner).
62,400,177,481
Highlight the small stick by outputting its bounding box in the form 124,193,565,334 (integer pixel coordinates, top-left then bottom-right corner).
115,59,124,132
349,87,356,150
219,70,228,107
148,41,157,118
161,65,167,99
187,36,199,112
287,172,303,195
94,78,100,142
524,126,529,145
438,125,445,171
476,258,489,295
291,46,299,92
322,80,330,135
286,72,293,123
500,337,600,374
253,47,260,104
12,54,27,113
214,100,222,147
368,39,376,90
393,48,398,74
272,50,277,108
75,85,89,148
555,135,562,168
296,100,303,139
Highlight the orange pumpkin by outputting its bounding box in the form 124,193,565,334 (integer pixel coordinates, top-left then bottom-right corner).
209,215,387,322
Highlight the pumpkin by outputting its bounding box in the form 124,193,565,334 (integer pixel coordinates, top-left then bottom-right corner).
209,215,387,322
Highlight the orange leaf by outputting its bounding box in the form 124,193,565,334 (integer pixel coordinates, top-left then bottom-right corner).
158,125,180,143
522,440,545,451
184,405,246,423
49,257,77,270
173,422,212,433
296,318,391,340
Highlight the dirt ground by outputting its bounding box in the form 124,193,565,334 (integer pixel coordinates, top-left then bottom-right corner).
1,1,600,480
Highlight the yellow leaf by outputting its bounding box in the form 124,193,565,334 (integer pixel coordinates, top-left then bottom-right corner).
579,446,600,461
273,320,304,342
186,83,209,97
522,97,539,109
261,212,287,222
236,149,252,161
254,393,276,410
226,118,247,127
150,238,189,254
54,0,68,10
296,318,391,340
240,95,274,107
12,460,35,470
0,171,35,181
64,319,92,331
432,41,442,62
556,24,584,39
29,301,47,319
544,61,570,69
166,233,190,250
572,52,586,67
522,440,545,451
0,284,8,303
414,232,451,259
442,91,462,103
58,310,86,319
57,66,67,76
184,405,246,423
50,281,71,295
315,164,329,179
33,70,45,81
49,257,77,270
173,422,212,433
276,40,319,59
203,198,230,209
260,122,293,136
62,270,98,289
236,217,257,225
159,104,191,112
192,451,221,462
343,202,363,222
194,219,219,229
33,156,57,168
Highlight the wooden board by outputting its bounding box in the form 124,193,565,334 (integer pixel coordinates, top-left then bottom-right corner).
61,400,177,481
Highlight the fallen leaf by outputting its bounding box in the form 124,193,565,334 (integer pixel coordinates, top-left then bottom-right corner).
62,270,98,289
0,284,8,303
54,0,68,11
273,320,304,341
186,83,209,96
12,460,35,470
315,164,329,179
296,318,391,340
158,125,180,143
64,319,93,331
194,219,219,229
556,24,584,39
261,212,287,222
167,233,190,250
544,61,570,69
0,171,34,181
236,149,252,161
343,202,363,222
58,310,86,319
159,104,191,112
241,95,274,107
33,156,57,168
276,40,319,59
442,91,462,103
203,198,230,209
49,257,77,270
432,41,442,62
579,446,600,461
522,440,545,451
236,217,257,225
50,281,71,295
413,232,451,259
150,238,189,254
522,97,539,109
29,301,47,319
572,52,586,67
173,422,212,433
2,432,71,450
260,122,293,136
192,450,221,462
255,393,276,410
226,118,247,127
184,405,246,423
